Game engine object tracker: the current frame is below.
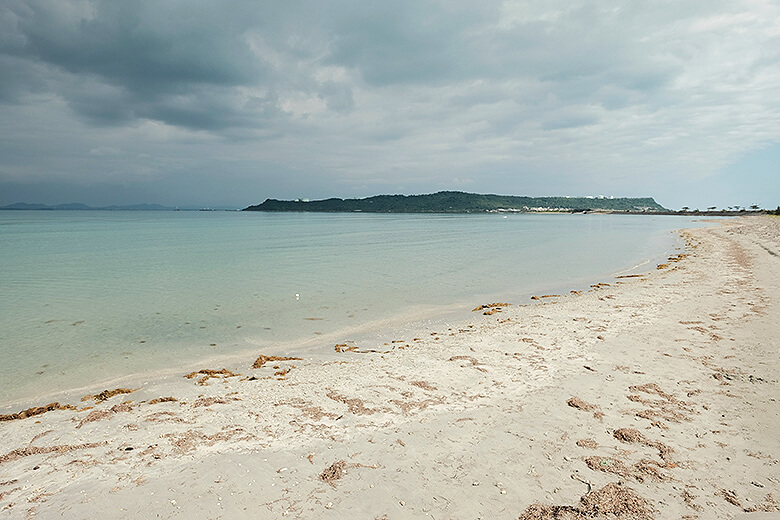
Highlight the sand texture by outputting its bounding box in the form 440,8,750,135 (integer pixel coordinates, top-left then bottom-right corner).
0,216,779,519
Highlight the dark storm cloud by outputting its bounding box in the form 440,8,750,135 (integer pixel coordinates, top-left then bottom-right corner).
19,3,259,89
2,0,293,128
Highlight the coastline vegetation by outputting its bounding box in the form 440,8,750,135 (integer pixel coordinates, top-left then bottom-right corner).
243,191,667,213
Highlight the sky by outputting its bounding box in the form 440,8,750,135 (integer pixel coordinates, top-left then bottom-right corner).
1,1,779,210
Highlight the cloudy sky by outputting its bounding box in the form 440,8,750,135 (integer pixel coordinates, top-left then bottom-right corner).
1,0,778,209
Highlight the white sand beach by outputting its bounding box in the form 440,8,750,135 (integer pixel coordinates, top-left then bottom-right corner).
1,216,779,519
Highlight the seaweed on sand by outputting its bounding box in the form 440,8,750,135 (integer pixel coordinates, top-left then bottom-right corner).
613,428,674,463
81,388,136,402
184,368,240,385
252,355,302,369
319,460,347,486
0,402,76,422
519,481,654,520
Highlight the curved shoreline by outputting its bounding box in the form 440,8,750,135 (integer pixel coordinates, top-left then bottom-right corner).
0,217,690,410
1,216,777,519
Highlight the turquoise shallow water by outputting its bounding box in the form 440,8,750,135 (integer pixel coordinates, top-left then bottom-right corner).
0,211,706,406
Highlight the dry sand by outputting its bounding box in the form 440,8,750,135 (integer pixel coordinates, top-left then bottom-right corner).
1,216,779,519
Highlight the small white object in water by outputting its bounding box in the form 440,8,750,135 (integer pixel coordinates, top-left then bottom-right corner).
295,293,300,300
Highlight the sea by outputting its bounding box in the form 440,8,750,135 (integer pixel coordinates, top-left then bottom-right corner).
0,210,709,408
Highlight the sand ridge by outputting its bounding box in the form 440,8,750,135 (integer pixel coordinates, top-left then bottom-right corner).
0,216,778,519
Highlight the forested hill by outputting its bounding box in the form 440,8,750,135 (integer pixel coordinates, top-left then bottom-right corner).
243,192,667,213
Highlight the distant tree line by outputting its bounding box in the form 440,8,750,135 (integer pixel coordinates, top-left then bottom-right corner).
679,204,779,215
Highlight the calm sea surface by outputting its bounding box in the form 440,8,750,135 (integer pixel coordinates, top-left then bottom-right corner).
0,211,707,406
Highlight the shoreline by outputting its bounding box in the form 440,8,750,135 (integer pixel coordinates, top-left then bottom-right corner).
1,216,778,519
0,223,686,412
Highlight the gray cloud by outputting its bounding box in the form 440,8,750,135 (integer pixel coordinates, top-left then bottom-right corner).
17,1,262,88
1,0,779,209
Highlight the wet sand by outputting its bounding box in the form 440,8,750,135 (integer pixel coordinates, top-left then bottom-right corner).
1,216,779,519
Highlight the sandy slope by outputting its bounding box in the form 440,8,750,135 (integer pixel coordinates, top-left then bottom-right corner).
1,216,778,519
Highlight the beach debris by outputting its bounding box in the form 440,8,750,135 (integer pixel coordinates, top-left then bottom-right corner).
148,397,178,405
184,368,240,385
0,442,106,465
252,355,302,369
566,397,597,412
334,344,358,353
473,302,511,312
627,382,695,423
163,427,254,454
576,439,599,450
681,487,701,511
613,428,675,463
474,302,511,315
519,482,654,520
274,367,292,378
319,460,347,486
584,456,668,483
81,388,136,403
0,402,76,422
410,380,437,391
570,473,592,493
613,427,644,444
718,489,742,508
29,430,54,444
275,398,338,421
743,493,780,513
144,411,186,424
76,403,134,428
656,253,689,270
326,390,378,415
192,397,231,407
